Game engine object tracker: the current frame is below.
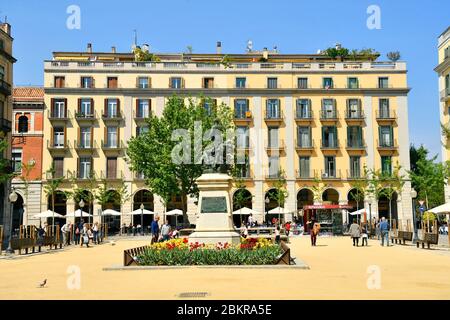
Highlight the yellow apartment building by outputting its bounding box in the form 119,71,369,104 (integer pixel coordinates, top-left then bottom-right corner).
0,22,16,236
41,43,413,230
436,27,450,202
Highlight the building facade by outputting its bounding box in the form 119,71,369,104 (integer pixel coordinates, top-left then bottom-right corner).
11,87,44,228
0,22,16,237
42,44,413,228
436,27,450,203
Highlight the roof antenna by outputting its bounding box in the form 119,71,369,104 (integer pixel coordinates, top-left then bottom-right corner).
132,29,138,50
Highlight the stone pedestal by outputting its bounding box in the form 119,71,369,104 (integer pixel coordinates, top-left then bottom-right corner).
189,173,240,245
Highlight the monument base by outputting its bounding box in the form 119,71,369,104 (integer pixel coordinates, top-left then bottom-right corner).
189,231,241,245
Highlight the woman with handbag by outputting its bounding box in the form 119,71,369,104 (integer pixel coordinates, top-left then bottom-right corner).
81,223,90,248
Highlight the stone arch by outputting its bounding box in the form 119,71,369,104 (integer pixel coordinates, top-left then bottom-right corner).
322,188,339,204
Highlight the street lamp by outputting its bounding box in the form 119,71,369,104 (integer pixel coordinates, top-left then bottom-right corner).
265,196,270,225
140,203,144,236
79,199,85,224
6,188,18,254
368,202,372,236
411,188,418,242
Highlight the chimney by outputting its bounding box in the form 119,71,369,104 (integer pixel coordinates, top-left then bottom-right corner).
87,43,92,53
0,22,11,36
111,46,116,54
262,47,269,60
216,41,222,54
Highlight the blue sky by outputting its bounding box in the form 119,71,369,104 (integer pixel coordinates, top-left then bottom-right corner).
1,0,449,158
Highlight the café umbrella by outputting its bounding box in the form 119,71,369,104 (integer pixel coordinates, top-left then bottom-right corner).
102,209,121,216
66,209,92,218
268,207,291,224
232,207,260,226
165,209,183,228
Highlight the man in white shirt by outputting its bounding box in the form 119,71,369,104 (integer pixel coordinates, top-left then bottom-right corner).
61,223,71,246
161,220,170,241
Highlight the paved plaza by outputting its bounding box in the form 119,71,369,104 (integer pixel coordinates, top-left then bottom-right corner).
1,236,450,300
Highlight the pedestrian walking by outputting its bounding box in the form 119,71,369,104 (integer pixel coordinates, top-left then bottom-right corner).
61,222,71,246
376,218,381,240
81,223,90,248
275,226,281,244
151,216,160,244
379,217,390,246
161,220,170,241
308,218,320,246
92,222,99,244
361,224,369,246
349,220,361,246
285,221,291,237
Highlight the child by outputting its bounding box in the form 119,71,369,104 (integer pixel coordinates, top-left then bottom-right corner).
275,226,281,244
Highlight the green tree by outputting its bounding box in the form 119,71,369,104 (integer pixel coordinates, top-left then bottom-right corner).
310,175,325,204
268,169,289,223
232,176,253,225
0,134,16,184
18,160,36,225
126,95,234,222
409,145,445,209
349,166,370,223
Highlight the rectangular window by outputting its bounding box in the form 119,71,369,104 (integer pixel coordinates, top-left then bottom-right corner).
203,99,216,116
323,77,333,89
296,99,311,118
297,78,308,89
347,99,361,118
350,156,361,178
268,156,279,178
266,99,280,118
81,76,93,88
0,65,4,80
136,126,149,136
297,126,311,148
107,77,118,89
268,126,279,148
106,99,118,118
107,127,118,147
322,126,337,148
203,77,214,89
348,77,359,89
52,99,66,118
267,77,278,89
138,77,149,89
12,148,22,173
54,76,65,88
53,157,64,178
322,99,336,118
53,127,65,147
381,156,392,175
324,156,336,177
347,126,363,147
236,155,250,178
299,156,310,178
137,99,150,118
107,157,117,179
379,126,393,147
170,77,182,89
234,99,249,119
379,99,390,118
236,126,249,149
79,98,92,116
236,77,246,88
378,77,389,88
79,157,92,179
80,127,91,148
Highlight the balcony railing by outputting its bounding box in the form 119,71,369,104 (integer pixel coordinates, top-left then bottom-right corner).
71,170,97,181
264,110,284,121
75,110,97,121
320,110,339,120
376,110,397,120
296,139,315,150
0,118,12,132
234,169,253,180
346,139,366,149
265,172,284,180
74,140,97,152
47,140,71,151
48,110,71,121
133,109,152,120
295,110,314,121
234,111,253,121
102,110,123,122
345,110,365,120
377,139,398,149
346,170,365,180
296,169,315,180
265,140,285,151
101,140,125,151
45,170,71,180
0,79,12,96
321,139,340,149
134,171,146,180
320,169,342,180
100,170,124,180
236,137,251,150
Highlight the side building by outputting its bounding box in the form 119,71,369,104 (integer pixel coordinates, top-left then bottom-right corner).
0,22,16,239
436,26,450,202
11,87,44,228
42,44,413,230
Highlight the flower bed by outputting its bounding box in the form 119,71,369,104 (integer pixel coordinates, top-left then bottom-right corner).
136,238,283,266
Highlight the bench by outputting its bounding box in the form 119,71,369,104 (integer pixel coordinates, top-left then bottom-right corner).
10,238,37,255
416,233,439,249
123,245,151,266
391,231,413,245
275,241,295,265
